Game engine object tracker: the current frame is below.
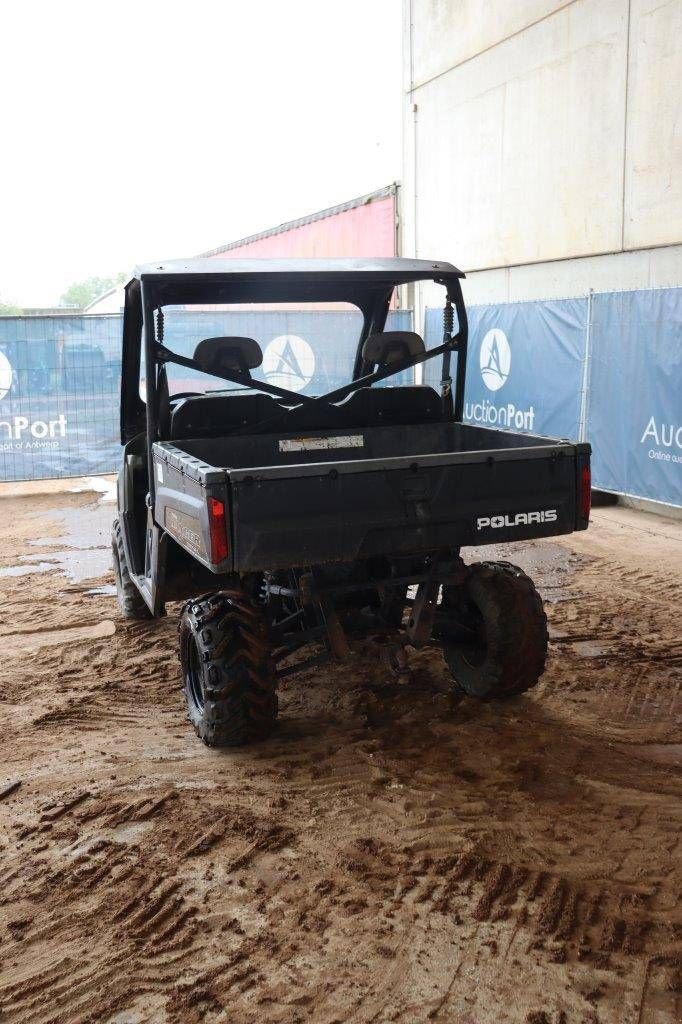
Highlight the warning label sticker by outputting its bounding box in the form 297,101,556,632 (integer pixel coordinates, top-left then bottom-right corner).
278,435,364,453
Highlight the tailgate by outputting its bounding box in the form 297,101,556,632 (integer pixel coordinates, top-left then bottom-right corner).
228,442,590,571
153,444,231,571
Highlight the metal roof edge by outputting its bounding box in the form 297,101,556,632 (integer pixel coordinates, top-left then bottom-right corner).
83,285,119,311
198,183,399,258
132,256,462,279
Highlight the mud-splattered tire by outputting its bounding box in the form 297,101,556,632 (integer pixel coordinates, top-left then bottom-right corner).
112,517,151,620
179,592,277,747
441,561,548,699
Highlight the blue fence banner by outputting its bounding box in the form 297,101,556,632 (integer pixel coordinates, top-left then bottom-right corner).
2,293,680,508
587,288,682,506
425,298,588,440
0,316,123,482
0,310,411,482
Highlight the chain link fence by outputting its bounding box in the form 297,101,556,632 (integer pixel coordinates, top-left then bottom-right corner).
0,309,412,482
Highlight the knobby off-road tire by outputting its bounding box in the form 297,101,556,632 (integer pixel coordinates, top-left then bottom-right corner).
442,561,548,700
179,592,278,747
112,517,151,620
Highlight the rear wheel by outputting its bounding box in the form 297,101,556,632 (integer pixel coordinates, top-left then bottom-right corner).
112,517,151,620
179,591,277,747
440,561,547,699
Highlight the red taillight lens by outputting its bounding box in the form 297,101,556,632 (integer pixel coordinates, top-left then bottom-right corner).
208,497,229,563
579,465,591,521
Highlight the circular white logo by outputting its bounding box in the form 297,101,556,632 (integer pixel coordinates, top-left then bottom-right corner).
0,351,13,400
262,334,315,393
480,328,511,392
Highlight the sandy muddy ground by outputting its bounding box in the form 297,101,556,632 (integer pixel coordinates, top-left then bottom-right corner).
0,485,680,1024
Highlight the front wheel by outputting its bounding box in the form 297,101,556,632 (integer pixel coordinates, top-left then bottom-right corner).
439,561,548,699
179,591,277,747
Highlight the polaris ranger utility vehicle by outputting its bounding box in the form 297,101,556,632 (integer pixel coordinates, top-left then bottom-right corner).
113,258,591,747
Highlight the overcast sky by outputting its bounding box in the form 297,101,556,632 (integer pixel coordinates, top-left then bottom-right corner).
0,0,402,306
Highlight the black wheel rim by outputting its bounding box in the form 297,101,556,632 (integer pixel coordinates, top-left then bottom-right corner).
185,632,205,715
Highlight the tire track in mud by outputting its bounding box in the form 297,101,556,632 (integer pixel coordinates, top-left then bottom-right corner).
539,549,682,746
1,779,303,1023
298,740,679,956
1,506,681,1023
7,614,182,734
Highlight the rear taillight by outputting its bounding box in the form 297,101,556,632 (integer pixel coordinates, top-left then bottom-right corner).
208,497,229,563
579,464,591,522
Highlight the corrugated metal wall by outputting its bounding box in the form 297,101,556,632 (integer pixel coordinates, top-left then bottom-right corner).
206,194,397,261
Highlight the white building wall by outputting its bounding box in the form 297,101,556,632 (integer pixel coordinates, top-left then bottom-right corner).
624,0,682,250
402,0,682,307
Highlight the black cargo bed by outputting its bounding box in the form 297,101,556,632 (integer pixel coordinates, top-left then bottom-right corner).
153,423,589,572
174,422,559,473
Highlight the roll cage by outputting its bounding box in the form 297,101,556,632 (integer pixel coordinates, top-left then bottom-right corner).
120,258,468,497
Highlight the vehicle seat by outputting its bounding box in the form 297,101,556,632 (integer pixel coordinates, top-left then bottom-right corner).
336,331,441,426
167,336,272,439
336,385,442,427
193,335,263,375
362,331,425,369
170,392,281,439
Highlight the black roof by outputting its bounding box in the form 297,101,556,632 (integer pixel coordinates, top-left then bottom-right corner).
128,257,464,307
131,257,463,282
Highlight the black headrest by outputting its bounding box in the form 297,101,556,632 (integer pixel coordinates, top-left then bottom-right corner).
362,331,425,367
193,336,263,375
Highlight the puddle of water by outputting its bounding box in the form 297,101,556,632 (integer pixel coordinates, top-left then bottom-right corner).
26,545,112,582
68,476,117,503
109,821,154,844
571,640,608,658
0,562,58,578
3,619,115,655
67,825,150,860
466,541,581,593
28,500,116,583
103,994,166,1024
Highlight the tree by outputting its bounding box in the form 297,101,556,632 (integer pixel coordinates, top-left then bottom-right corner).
0,298,21,315
60,272,126,309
